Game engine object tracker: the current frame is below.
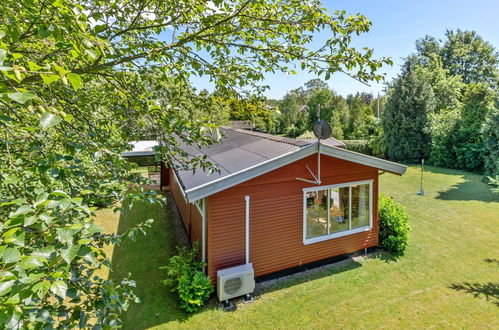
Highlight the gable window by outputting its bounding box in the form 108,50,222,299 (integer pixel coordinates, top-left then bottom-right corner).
303,180,373,245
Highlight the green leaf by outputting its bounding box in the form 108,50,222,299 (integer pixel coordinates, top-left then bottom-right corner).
56,228,77,244
28,61,43,71
9,205,33,217
50,280,67,299
0,280,14,296
7,91,37,104
61,245,80,263
58,198,71,210
40,74,60,84
32,246,55,259
66,73,81,91
2,229,24,247
0,49,6,66
85,49,98,59
5,308,21,328
32,280,51,298
40,112,62,129
20,255,45,269
3,248,21,263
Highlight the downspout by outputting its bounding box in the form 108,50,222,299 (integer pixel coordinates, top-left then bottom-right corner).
201,198,206,273
245,195,250,264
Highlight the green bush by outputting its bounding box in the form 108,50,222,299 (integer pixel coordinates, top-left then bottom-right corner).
482,109,499,178
368,134,387,158
378,194,411,254
487,176,499,195
160,243,213,313
341,140,373,155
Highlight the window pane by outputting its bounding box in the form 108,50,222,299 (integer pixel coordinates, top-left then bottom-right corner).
351,183,370,228
329,187,350,233
306,190,328,239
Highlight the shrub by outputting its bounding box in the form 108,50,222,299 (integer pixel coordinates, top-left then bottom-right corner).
487,176,499,195
341,140,373,155
160,243,213,313
368,134,387,158
482,109,499,178
378,194,411,254
296,130,315,139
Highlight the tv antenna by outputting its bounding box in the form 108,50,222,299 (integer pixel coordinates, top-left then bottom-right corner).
296,104,332,185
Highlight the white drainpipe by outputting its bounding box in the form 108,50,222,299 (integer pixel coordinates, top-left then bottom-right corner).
245,195,250,264
201,198,206,273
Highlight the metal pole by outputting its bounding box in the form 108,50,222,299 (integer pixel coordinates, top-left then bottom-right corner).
377,92,380,118
245,196,250,264
201,199,206,273
317,105,321,184
421,159,424,190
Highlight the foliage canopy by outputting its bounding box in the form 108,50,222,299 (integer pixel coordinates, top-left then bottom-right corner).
0,0,389,327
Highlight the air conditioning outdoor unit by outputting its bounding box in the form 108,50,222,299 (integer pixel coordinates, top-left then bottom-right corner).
217,263,255,302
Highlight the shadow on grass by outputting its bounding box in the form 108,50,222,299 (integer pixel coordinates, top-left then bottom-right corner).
366,249,403,263
449,282,499,307
256,258,363,296
424,167,499,202
484,258,499,266
109,192,194,329
449,258,499,307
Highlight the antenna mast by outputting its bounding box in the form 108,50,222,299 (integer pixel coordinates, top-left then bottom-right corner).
296,104,331,185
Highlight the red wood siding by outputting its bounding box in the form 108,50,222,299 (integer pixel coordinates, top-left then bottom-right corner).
169,168,202,243
206,154,379,281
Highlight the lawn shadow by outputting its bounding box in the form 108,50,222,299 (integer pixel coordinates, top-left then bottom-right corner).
255,256,363,296
109,192,195,329
365,249,403,263
424,167,498,203
484,258,499,266
449,282,499,307
449,258,499,307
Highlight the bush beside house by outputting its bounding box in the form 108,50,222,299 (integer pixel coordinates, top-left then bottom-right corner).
160,244,213,313
378,194,411,254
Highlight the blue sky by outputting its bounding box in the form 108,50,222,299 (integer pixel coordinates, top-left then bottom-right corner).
191,0,499,99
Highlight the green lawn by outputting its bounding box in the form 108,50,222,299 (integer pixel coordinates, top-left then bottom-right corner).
94,165,499,329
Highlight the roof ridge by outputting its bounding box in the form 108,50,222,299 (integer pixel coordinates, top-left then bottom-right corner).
222,127,309,147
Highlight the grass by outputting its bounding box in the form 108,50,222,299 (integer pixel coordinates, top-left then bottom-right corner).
94,165,499,329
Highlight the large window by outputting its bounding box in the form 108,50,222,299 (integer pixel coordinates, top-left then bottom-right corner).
303,180,373,244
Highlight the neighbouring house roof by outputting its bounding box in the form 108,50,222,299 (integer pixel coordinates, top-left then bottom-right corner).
122,140,158,157
171,127,406,202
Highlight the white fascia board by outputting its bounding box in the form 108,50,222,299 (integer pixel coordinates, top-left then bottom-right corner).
185,144,317,202
320,144,407,175
184,142,406,203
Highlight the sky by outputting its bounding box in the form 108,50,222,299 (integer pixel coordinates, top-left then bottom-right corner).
191,0,499,99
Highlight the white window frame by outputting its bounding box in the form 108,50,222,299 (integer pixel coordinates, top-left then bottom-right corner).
303,179,373,245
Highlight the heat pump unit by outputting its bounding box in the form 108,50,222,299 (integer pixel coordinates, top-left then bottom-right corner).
217,263,255,302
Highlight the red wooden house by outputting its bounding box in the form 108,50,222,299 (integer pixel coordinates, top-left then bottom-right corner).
165,127,406,287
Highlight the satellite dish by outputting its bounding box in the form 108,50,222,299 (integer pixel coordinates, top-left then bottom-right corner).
312,120,332,139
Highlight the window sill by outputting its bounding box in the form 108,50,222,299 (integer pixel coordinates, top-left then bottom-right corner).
303,226,372,245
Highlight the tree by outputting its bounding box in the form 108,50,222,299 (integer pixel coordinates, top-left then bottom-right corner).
227,97,273,132
415,35,441,66
345,93,376,139
441,30,499,85
415,30,499,86
452,83,496,172
482,108,499,179
1,1,389,327
383,58,436,162
306,87,347,139
305,78,329,92
415,55,464,112
278,87,309,136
